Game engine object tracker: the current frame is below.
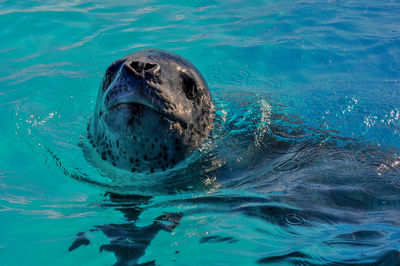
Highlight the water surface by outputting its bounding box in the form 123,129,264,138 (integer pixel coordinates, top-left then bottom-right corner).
1,0,400,265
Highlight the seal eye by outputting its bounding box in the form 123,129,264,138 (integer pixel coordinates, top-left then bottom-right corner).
181,74,198,100
102,72,112,91
102,59,125,91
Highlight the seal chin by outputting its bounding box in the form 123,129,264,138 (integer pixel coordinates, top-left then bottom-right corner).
97,101,189,172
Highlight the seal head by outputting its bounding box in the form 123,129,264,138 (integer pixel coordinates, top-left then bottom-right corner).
88,49,214,174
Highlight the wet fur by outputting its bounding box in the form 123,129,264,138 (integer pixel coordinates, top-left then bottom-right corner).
88,49,214,174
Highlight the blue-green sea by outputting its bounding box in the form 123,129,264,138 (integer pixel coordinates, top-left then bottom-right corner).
1,0,400,265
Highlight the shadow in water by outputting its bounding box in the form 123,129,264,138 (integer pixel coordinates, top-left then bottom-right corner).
69,193,183,266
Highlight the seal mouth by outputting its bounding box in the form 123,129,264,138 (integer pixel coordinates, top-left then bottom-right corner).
107,101,188,128
108,102,146,112
108,101,162,116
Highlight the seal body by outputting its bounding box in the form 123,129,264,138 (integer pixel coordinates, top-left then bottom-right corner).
88,49,214,174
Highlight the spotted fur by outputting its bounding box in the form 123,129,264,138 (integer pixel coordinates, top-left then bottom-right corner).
89,49,214,174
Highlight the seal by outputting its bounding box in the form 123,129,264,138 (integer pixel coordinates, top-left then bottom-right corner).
88,49,214,174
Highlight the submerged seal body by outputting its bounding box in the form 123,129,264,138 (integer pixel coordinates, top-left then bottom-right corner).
88,49,214,174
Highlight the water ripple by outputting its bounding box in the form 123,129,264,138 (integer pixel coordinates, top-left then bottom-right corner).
1,0,400,265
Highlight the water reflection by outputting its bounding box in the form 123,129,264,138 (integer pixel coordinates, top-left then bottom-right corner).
69,193,182,265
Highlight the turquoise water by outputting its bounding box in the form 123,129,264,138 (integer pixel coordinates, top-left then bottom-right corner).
1,0,400,265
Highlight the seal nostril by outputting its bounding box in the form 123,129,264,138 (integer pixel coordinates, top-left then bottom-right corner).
144,63,157,71
129,61,158,74
130,61,140,72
